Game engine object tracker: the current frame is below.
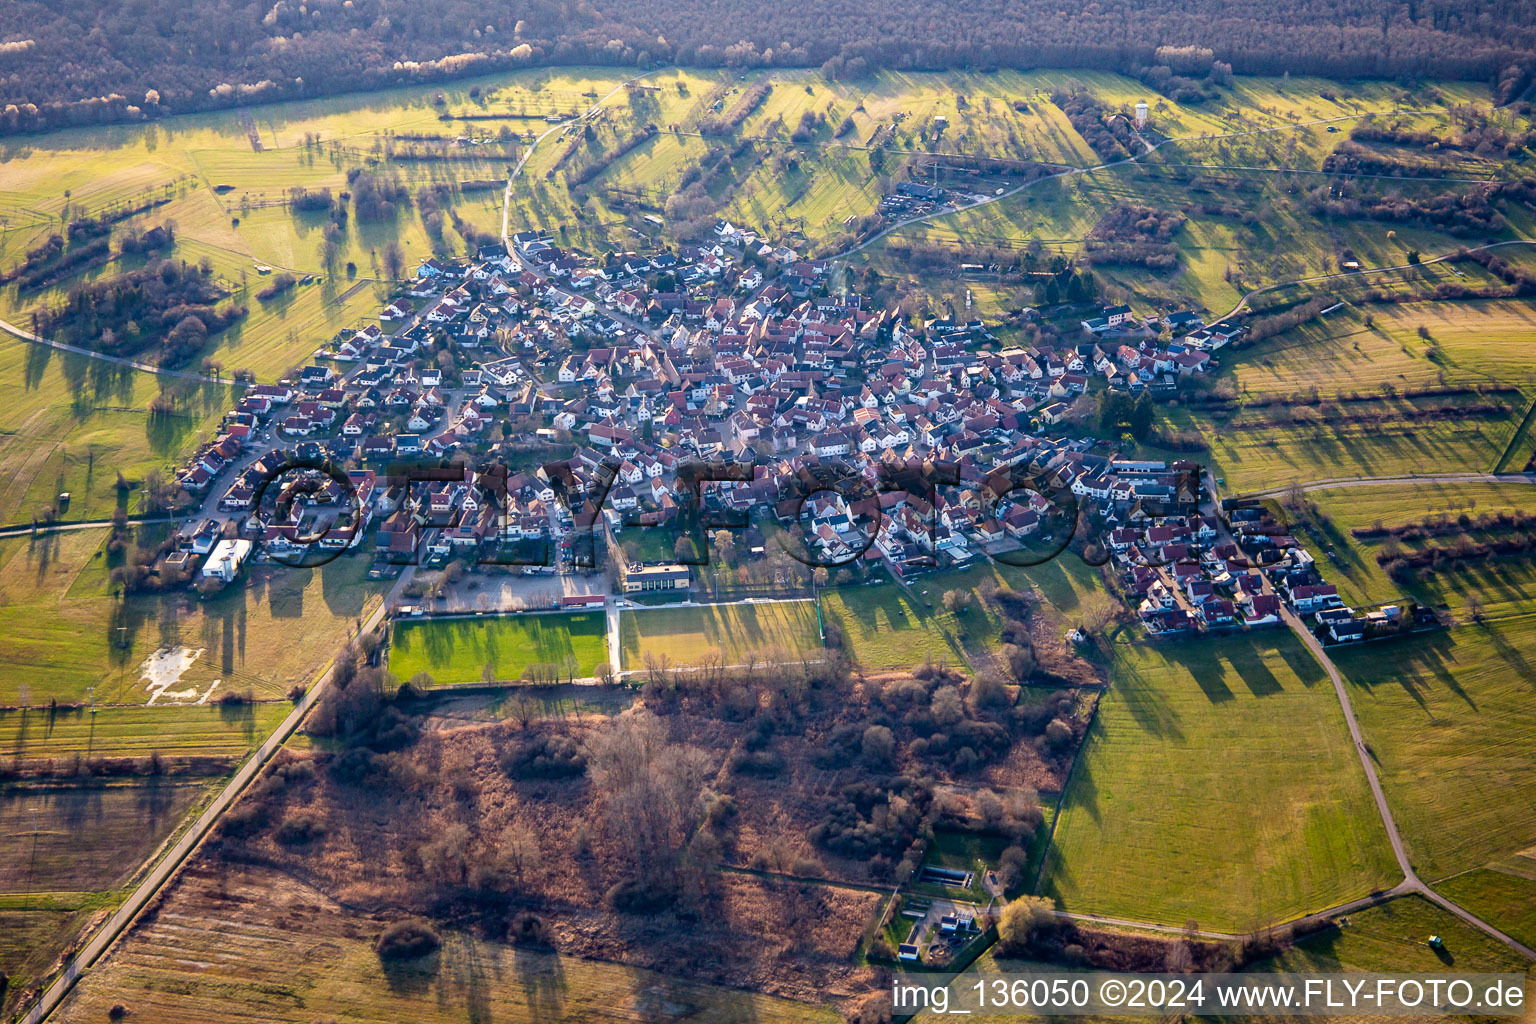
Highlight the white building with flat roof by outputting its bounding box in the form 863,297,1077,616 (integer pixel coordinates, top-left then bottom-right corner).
201,538,253,582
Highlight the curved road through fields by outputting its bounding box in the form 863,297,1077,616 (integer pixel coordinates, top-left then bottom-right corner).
1213,478,1536,960
0,315,230,385
1282,603,1536,960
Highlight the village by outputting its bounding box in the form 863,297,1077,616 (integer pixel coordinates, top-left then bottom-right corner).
151,222,1414,649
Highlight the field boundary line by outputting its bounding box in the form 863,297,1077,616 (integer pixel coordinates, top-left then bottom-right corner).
1492,390,1536,473
17,572,409,1024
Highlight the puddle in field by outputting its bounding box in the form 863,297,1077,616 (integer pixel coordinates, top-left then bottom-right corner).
140,646,207,705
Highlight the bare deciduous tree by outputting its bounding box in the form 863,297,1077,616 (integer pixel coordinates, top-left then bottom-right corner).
587,710,714,888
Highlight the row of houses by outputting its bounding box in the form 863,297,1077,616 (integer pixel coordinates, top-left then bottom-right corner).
1220,499,1415,644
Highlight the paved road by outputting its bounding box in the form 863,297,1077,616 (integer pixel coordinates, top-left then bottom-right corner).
18,567,413,1024
1282,605,1536,960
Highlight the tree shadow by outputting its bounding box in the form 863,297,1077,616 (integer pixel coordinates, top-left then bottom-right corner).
380,949,440,997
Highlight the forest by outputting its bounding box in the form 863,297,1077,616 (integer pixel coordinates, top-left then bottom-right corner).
3,0,1536,134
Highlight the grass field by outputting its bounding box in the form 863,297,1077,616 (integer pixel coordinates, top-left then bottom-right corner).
916,895,1529,1024
0,337,231,525
913,830,1010,902
0,778,215,893
1292,481,1536,618
619,600,821,671
1041,633,1399,931
1165,394,1519,497
0,702,291,760
819,582,968,671
1,897,120,1023
1436,867,1536,952
1229,299,1536,398
1151,290,1536,496
1331,616,1536,882
1,66,1509,377
819,555,1108,673
389,611,608,684
0,526,384,706
201,272,391,381
876,78,1508,314
0,775,224,1012
1265,893,1534,976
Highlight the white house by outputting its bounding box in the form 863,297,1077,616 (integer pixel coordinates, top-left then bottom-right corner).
201,539,253,582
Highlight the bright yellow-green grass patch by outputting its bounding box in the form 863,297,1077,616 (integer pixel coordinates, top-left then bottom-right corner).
207,275,391,381
819,557,1105,674
1231,300,1536,397
729,147,883,242
599,132,708,199
845,70,1106,166
876,82,1509,309
1170,395,1518,496
389,611,608,684
1042,633,1398,931
620,599,821,671
1331,615,1536,881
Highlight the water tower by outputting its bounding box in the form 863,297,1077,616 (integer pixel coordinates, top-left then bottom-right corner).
1134,100,1150,129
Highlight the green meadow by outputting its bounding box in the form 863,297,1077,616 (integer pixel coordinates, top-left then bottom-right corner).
0,526,384,707
389,611,609,684
1332,616,1536,882
0,337,231,526
1041,633,1398,931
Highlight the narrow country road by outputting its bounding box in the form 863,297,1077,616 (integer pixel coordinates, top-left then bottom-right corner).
1281,607,1536,960
605,599,623,678
0,316,232,385
1239,471,1536,499
18,568,414,1024
0,516,185,540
